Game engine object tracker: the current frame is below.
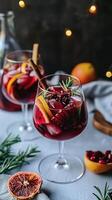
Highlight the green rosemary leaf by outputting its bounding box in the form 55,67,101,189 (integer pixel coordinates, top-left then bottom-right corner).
106,195,111,200
0,134,21,148
0,134,21,164
42,88,49,98
94,186,103,199
93,183,112,200
104,183,109,198
0,146,39,174
59,77,73,91
93,193,102,200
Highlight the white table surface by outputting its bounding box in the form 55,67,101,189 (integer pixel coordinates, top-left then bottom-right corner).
0,108,112,200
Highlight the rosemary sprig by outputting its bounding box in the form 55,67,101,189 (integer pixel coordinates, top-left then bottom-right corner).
42,88,49,98
93,182,112,200
0,134,21,148
0,147,40,174
0,134,40,174
0,134,21,164
59,77,73,91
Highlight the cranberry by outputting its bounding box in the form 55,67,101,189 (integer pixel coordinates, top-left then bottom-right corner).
49,86,63,93
61,94,70,106
49,99,64,110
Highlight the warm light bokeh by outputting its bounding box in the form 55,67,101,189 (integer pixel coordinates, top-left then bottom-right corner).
19,0,26,8
106,71,112,78
89,5,97,14
65,29,72,37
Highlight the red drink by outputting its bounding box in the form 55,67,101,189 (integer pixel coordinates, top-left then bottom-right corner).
33,86,88,140
0,71,20,111
2,63,38,104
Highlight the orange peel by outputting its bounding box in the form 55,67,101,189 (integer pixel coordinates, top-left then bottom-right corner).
37,95,53,118
36,98,50,123
21,62,28,74
7,73,23,94
84,154,112,174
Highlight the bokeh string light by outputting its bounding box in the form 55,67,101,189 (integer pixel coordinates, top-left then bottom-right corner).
19,0,26,8
65,29,72,37
106,71,112,78
89,0,97,15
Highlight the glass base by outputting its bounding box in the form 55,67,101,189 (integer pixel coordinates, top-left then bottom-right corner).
7,121,40,141
38,153,85,184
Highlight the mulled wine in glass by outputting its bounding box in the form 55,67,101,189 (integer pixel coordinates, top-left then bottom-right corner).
33,74,88,183
2,50,44,140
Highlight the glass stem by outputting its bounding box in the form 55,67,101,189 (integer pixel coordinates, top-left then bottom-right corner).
55,141,68,169
21,104,28,125
59,141,64,160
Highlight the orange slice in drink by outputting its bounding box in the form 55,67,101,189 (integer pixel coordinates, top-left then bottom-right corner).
21,62,28,74
35,98,50,123
37,95,53,118
7,73,23,94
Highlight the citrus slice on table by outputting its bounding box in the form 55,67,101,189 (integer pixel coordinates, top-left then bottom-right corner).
7,73,23,94
37,95,53,118
7,171,42,200
35,98,50,123
84,151,112,173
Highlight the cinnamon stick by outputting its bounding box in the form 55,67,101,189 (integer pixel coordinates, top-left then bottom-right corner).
29,59,47,89
32,43,39,65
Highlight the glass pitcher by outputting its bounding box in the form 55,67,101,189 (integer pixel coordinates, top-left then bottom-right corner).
0,11,21,111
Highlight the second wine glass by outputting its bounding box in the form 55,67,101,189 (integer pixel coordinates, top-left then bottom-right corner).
2,50,44,141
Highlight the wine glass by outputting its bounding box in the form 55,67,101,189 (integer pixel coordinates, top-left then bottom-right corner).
33,73,88,183
2,50,44,141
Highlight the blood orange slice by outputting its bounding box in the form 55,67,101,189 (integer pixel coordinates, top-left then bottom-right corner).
7,171,42,200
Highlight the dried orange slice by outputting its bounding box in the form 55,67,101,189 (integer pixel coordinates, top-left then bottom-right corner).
7,171,42,200
7,73,23,94
84,151,112,173
35,98,50,123
37,95,53,118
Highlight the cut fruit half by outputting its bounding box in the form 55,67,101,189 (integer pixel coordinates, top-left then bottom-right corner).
36,95,53,118
7,73,23,94
7,171,42,200
84,151,112,173
35,98,50,124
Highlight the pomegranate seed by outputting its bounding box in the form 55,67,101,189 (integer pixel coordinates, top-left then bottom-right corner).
86,151,93,158
95,151,103,159
90,156,96,161
99,160,106,164
105,150,111,155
